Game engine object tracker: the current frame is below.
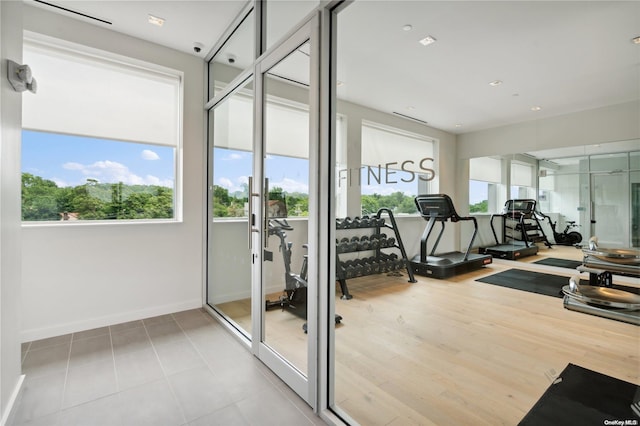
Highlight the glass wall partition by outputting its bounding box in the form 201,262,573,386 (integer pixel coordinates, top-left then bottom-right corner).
329,1,639,425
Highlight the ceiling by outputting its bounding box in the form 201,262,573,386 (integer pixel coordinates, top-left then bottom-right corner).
28,0,640,139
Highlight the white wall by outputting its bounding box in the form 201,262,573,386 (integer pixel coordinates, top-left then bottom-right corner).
457,101,640,159
1,1,25,423
20,6,206,341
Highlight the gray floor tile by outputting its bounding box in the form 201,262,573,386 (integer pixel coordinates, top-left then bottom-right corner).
62,359,118,409
10,411,60,426
167,366,233,422
213,363,273,402
153,340,205,376
72,326,110,341
145,321,187,346
28,335,71,351
12,371,65,424
15,312,324,426
187,403,249,426
22,344,70,379
68,334,113,368
117,379,185,426
114,347,164,391
142,314,175,326
58,394,123,426
109,320,143,334
111,326,151,355
235,388,315,426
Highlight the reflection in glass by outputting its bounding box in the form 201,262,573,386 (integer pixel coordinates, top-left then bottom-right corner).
263,42,311,375
207,79,254,338
208,9,255,100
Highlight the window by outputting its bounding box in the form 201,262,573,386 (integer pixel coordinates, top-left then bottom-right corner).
469,156,505,213
510,161,536,200
359,122,435,215
21,38,182,222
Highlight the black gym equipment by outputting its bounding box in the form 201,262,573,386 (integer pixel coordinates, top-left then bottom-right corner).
479,199,545,260
562,237,640,325
411,194,492,278
265,218,342,332
535,211,583,246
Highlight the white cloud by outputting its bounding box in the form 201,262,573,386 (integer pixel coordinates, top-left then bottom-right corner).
270,177,308,193
61,160,172,187
216,176,249,193
141,149,160,160
226,153,243,160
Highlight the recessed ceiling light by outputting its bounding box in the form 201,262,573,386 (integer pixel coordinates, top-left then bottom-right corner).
418,35,437,46
148,14,165,27
337,80,344,87
406,106,415,110
489,80,502,87
455,124,463,128
633,36,640,44
402,24,413,32
531,106,542,111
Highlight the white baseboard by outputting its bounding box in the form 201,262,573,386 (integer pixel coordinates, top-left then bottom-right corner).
20,299,202,342
1,374,25,426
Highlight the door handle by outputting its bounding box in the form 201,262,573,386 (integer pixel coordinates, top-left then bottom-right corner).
247,176,260,250
264,178,269,248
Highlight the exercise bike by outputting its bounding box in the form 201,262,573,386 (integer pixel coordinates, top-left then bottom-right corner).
265,218,342,332
537,212,583,246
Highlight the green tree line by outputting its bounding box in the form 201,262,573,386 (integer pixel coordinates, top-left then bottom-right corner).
22,173,173,221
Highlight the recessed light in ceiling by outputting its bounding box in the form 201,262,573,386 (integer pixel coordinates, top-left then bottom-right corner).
489,80,503,87
531,106,542,111
455,124,462,128
337,80,344,87
406,106,415,110
418,36,437,46
633,36,640,44
402,24,413,32
148,14,165,27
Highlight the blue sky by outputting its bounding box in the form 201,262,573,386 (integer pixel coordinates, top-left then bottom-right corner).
22,130,174,188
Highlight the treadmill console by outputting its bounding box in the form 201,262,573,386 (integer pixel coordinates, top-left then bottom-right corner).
503,199,536,215
415,194,456,220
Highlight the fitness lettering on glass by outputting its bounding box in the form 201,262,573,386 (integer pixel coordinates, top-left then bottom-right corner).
338,157,435,187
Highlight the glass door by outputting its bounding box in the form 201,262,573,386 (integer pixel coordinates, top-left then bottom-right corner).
207,78,255,339
253,19,317,404
591,172,630,247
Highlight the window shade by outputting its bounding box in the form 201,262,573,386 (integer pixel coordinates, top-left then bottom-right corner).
22,41,181,147
511,162,533,186
469,157,502,183
214,94,309,159
361,123,434,168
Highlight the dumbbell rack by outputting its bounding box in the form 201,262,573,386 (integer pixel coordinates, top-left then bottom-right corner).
335,208,416,299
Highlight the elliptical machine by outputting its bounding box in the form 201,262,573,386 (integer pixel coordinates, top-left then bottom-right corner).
265,218,342,332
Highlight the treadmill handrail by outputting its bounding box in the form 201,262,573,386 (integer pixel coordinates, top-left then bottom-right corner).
415,194,479,261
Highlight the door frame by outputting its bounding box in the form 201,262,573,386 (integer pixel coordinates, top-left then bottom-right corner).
250,15,320,405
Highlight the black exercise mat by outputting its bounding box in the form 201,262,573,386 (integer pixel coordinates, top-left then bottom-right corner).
475,269,640,298
533,257,582,270
475,269,583,298
519,363,640,425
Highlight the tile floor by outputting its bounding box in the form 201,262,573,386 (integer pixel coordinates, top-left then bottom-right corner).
11,309,326,426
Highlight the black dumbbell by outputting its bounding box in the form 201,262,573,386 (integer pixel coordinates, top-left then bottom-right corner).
349,236,360,251
387,237,396,247
359,235,370,250
360,216,371,227
351,217,361,228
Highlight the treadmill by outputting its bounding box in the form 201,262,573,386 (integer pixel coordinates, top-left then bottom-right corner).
410,194,492,279
479,199,540,260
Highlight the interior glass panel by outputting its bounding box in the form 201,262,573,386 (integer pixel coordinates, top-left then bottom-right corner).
266,1,319,51
262,42,311,375
208,9,255,100
207,79,254,338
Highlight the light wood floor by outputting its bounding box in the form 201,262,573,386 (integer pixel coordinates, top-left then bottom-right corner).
216,246,640,425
